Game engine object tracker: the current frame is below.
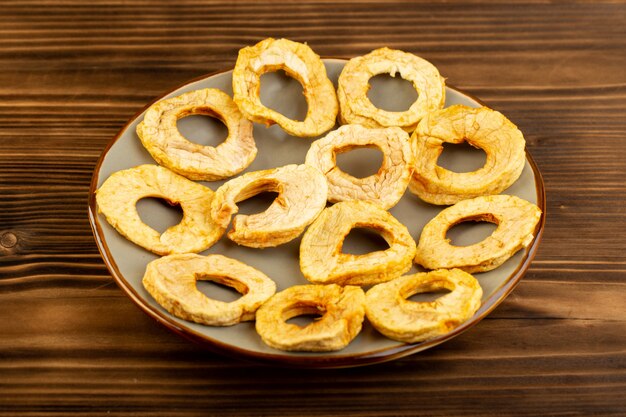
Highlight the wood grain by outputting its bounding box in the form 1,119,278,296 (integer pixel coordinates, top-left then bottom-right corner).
1,1,625,415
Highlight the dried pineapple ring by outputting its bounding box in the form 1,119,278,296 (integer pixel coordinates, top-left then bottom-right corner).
210,164,328,248
414,195,542,273
409,105,526,205
305,124,414,210
136,88,256,181
143,254,276,326
255,284,365,352
232,37,338,137
300,200,416,286
337,47,445,132
95,164,224,255
365,268,482,343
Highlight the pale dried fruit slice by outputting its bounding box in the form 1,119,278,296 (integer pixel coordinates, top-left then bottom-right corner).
409,105,526,205
255,284,365,352
210,164,328,248
136,88,256,181
95,164,224,255
305,124,414,210
232,37,338,137
337,47,445,132
143,254,276,326
414,194,542,273
300,200,416,286
365,268,482,343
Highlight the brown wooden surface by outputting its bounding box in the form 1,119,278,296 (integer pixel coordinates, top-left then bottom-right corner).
1,0,625,415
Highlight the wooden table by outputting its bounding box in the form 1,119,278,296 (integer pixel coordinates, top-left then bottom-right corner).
1,1,625,415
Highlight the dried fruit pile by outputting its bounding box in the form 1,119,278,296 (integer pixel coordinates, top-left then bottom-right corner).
96,38,541,352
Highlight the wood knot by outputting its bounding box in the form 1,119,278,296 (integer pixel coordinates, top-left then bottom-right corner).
0,232,18,248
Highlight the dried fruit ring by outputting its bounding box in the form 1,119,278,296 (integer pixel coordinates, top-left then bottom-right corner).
232,38,338,137
305,124,414,210
136,88,256,181
409,105,526,205
337,47,445,132
365,268,482,343
210,164,328,248
255,284,365,352
414,195,542,273
143,254,276,326
300,200,416,286
95,164,224,255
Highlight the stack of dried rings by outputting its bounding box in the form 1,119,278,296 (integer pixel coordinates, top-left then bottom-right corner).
96,37,542,353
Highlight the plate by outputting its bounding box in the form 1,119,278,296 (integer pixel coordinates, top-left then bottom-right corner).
88,59,545,368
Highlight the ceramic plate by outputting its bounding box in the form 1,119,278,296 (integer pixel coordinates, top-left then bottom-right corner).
88,59,545,368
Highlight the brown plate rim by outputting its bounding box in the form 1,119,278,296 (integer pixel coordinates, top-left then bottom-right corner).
87,58,546,368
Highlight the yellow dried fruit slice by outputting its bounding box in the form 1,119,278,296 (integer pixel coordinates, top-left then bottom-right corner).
143,254,276,326
337,47,445,132
409,105,526,205
305,124,414,210
95,164,224,255
365,268,482,343
136,88,256,181
414,194,542,273
210,164,328,248
232,37,338,137
255,284,365,352
300,200,416,286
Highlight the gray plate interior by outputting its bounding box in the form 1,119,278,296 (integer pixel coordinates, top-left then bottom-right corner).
93,59,539,360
